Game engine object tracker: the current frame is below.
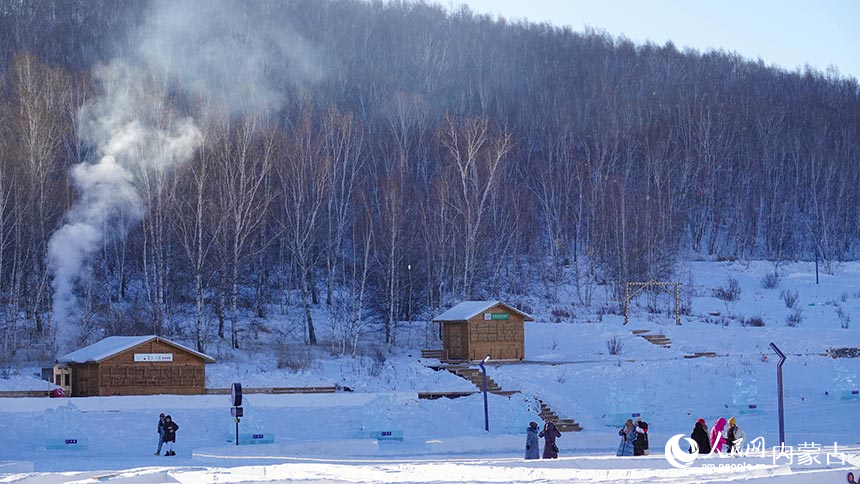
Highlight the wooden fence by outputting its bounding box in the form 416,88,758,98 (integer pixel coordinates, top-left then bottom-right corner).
0,387,338,398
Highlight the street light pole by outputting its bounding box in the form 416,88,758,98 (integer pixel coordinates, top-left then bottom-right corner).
479,354,491,432
769,343,787,448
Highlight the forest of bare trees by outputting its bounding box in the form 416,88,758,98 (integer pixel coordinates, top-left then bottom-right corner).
0,0,858,361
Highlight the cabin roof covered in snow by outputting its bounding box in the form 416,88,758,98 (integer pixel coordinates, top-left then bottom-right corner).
58,336,216,364
432,301,534,322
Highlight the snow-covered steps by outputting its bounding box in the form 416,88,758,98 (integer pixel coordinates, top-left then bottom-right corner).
631,329,672,348
421,348,448,360
537,399,583,432
446,367,504,392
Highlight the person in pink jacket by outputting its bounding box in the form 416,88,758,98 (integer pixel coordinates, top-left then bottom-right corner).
709,417,727,453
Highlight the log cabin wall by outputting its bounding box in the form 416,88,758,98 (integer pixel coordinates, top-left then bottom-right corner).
69,339,208,396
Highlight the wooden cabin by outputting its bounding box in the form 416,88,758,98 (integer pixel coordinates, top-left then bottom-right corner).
57,336,215,397
432,301,532,361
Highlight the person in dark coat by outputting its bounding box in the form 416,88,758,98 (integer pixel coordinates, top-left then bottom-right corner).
162,415,179,456
155,413,166,455
539,421,561,459
525,421,540,459
690,418,711,454
633,418,649,456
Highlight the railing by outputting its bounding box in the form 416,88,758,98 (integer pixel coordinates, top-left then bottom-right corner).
0,390,51,398
204,386,337,395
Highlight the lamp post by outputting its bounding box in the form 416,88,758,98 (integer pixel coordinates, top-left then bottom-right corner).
479,354,491,432
407,263,413,321
769,343,786,448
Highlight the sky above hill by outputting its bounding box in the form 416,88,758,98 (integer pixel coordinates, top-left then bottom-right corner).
455,0,860,81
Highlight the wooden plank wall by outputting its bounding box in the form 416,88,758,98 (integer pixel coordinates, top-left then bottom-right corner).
467,308,525,360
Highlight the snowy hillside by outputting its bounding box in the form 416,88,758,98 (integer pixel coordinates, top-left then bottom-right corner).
1,260,859,483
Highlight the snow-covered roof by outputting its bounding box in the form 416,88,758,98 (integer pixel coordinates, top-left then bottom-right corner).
432,301,534,322
58,336,216,364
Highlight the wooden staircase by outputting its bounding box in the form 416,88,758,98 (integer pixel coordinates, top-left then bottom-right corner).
538,399,583,432
421,349,448,360
443,366,583,432
632,329,672,348
446,367,510,394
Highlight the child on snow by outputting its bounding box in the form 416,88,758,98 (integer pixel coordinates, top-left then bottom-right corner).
525,421,540,459
162,415,179,456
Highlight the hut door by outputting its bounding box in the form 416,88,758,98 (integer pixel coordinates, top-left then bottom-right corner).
445,323,467,360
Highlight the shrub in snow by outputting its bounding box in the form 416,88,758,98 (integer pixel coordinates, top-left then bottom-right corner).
278,347,315,371
760,272,780,289
837,306,850,329
742,316,765,327
785,308,803,327
780,289,799,309
606,335,624,355
369,348,387,377
713,277,741,301
550,306,572,323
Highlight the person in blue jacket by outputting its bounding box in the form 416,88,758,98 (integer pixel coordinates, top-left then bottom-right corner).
525,421,540,459
616,419,635,456
154,413,166,455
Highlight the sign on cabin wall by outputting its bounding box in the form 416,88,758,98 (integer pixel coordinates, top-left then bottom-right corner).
483,312,509,321
133,353,174,362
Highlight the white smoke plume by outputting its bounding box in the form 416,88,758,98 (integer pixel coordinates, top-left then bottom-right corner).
136,0,324,116
49,0,322,353
49,62,202,352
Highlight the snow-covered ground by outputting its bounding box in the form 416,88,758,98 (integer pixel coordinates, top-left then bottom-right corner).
1,260,859,483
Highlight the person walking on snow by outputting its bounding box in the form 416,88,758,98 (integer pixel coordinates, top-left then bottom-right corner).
540,421,561,458
154,413,166,455
690,418,711,454
525,421,540,459
162,415,179,456
616,419,636,456
725,417,746,453
709,417,727,453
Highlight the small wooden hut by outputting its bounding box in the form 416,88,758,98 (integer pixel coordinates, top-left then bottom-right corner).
432,301,532,361
57,336,215,397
